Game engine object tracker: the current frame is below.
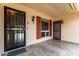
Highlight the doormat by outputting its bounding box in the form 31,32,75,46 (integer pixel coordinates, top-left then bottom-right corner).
7,48,27,56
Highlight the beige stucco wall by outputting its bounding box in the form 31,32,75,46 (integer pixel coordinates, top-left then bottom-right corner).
0,3,53,55
0,3,4,56
54,13,79,43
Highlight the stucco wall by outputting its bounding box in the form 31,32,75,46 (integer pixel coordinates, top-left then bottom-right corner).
0,3,4,56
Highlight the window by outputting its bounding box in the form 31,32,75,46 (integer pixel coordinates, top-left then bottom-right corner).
46,32,49,36
41,19,49,37
41,32,45,37
42,20,49,30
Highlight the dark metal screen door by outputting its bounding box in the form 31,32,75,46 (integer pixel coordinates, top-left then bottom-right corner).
53,21,61,40
4,6,26,52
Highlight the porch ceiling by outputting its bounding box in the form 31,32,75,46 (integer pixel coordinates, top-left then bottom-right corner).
21,3,79,17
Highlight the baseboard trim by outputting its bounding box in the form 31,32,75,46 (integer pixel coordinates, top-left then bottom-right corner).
61,40,79,45
26,38,52,47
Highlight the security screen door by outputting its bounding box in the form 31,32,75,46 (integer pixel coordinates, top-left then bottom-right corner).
4,6,26,51
53,21,61,40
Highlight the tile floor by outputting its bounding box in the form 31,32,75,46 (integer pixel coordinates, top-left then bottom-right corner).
16,39,79,56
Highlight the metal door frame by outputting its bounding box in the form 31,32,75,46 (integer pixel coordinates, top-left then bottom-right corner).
4,6,26,52
53,20,62,40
